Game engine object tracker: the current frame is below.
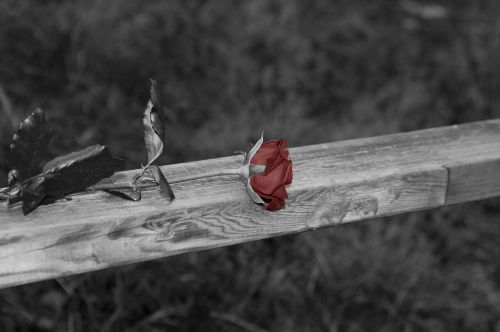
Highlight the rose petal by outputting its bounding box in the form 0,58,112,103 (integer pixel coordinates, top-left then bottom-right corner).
250,140,280,165
267,139,289,171
277,139,289,160
258,190,284,211
252,181,287,211
266,199,283,211
268,186,287,210
251,160,290,195
284,160,293,185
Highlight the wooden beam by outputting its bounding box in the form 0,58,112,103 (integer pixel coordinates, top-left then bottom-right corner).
0,120,499,289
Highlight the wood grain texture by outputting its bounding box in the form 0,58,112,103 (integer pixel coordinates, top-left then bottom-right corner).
0,119,499,289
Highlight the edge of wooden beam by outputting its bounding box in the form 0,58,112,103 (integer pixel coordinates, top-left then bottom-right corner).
0,119,499,289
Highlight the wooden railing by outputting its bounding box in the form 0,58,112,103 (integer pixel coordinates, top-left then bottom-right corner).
0,119,499,289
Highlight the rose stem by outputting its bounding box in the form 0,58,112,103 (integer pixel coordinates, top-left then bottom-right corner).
86,168,243,191
0,165,266,197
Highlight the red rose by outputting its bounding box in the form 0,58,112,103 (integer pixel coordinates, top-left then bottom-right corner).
249,139,293,210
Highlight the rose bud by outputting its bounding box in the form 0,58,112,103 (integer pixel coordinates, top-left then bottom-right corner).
240,134,293,210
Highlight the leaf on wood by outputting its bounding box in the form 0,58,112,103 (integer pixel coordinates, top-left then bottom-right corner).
149,165,175,201
21,144,124,214
7,108,53,185
20,176,46,215
143,79,165,166
116,80,175,204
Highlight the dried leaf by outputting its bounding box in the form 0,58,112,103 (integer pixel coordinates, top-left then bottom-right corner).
149,165,175,201
143,79,164,166
120,80,175,204
129,80,175,204
21,144,124,214
20,176,46,215
7,108,52,185
41,144,125,192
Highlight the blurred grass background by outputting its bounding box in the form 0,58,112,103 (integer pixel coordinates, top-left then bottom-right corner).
1,0,500,331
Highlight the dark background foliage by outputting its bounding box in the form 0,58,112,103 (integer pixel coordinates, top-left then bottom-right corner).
1,0,500,331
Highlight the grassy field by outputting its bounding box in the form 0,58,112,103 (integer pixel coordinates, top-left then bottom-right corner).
1,0,500,331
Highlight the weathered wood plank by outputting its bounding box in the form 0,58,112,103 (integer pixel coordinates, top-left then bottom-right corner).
0,119,499,289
